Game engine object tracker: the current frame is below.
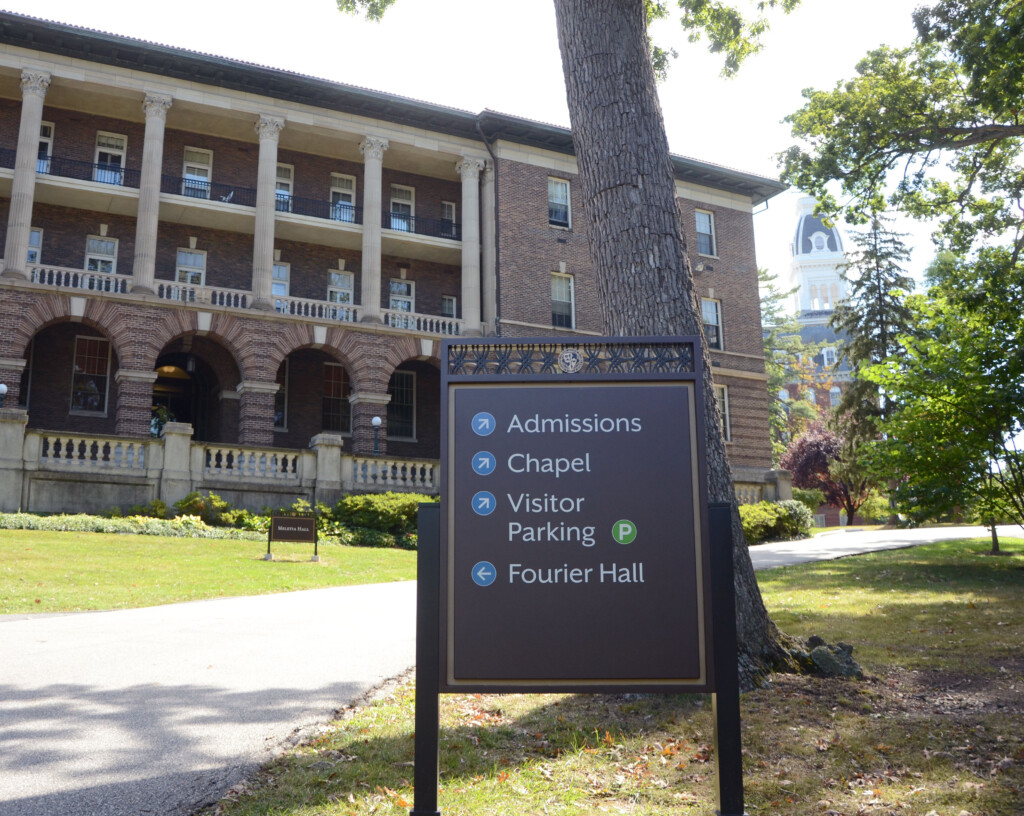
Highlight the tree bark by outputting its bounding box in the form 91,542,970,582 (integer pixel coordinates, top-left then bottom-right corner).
552,0,795,686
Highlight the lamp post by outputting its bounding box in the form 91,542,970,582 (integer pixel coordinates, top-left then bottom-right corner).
0,383,7,409
372,415,382,455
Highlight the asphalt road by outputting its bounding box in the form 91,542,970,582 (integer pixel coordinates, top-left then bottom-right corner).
1,524,1015,816
0,580,417,816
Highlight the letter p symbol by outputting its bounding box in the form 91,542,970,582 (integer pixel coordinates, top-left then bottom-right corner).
612,519,637,545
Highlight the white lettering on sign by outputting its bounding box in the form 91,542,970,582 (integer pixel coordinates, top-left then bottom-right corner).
507,493,585,513
508,563,595,584
507,452,591,477
506,413,642,434
508,521,597,547
599,562,646,583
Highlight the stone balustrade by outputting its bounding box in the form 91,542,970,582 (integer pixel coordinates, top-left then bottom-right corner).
349,455,438,493
34,432,147,472
30,264,131,294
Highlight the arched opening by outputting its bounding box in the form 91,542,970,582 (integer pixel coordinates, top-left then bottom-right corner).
152,336,241,443
273,348,353,449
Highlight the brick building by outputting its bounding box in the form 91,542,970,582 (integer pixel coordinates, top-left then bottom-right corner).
0,12,788,513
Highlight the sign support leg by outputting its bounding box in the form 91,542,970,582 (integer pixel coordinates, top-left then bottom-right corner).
709,502,747,816
412,503,441,816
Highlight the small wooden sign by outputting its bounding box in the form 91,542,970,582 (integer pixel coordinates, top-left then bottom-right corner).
270,516,317,543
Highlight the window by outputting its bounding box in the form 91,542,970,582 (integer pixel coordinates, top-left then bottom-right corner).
387,370,416,439
714,384,731,442
274,360,288,430
441,200,458,238
85,236,118,274
830,386,842,408
94,132,126,185
330,174,357,222
27,228,42,265
70,336,111,414
551,272,574,328
176,248,206,285
37,122,53,173
441,295,457,319
389,279,415,313
328,270,354,304
182,148,213,198
275,164,293,212
272,262,290,311
701,298,722,350
822,347,837,367
390,185,414,231
695,210,716,256
322,363,351,433
548,178,570,228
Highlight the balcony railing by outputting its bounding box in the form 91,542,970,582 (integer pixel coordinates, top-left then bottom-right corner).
274,295,360,323
31,264,131,294
40,156,141,188
383,211,461,241
161,175,258,207
155,281,250,309
382,308,462,335
282,195,364,224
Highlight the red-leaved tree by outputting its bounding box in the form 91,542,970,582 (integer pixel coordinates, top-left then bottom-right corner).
781,422,872,525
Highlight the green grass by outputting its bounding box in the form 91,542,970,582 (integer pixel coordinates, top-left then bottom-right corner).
0,530,416,614
199,538,1024,816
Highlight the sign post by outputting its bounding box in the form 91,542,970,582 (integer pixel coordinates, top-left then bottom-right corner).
414,337,746,815
266,515,318,561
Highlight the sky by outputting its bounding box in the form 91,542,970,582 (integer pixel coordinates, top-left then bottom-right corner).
3,0,933,295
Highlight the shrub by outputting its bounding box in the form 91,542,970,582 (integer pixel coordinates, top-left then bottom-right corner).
0,512,264,540
174,491,231,526
792,487,825,514
739,500,812,545
333,492,437,535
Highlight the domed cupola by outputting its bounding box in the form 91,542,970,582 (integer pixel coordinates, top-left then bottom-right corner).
792,195,844,257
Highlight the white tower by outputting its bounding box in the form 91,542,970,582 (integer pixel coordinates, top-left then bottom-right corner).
790,195,847,323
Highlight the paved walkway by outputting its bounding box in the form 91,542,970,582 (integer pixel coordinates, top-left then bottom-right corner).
0,581,417,816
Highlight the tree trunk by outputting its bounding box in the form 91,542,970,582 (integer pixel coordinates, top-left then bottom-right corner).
552,0,796,686
990,519,1000,555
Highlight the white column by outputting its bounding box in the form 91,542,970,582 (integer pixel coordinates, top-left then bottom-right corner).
358,136,388,323
131,93,172,294
2,70,50,280
456,157,485,335
251,115,285,310
480,160,497,333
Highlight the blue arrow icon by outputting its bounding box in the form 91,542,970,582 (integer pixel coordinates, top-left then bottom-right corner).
472,561,497,587
472,491,496,515
472,451,496,476
472,411,496,437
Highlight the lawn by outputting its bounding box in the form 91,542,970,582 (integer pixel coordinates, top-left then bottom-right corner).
197,538,1024,816
0,529,417,614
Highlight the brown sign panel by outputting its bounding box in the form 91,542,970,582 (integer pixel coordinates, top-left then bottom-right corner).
440,339,712,693
270,516,317,543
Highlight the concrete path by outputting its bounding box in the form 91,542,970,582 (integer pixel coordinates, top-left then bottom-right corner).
748,524,1023,570
0,581,417,816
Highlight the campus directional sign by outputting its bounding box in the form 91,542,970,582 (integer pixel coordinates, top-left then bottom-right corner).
439,338,714,692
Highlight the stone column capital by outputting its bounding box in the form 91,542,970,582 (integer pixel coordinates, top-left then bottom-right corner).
20,70,50,99
359,136,389,161
236,380,281,396
114,369,159,385
456,157,485,180
254,115,285,141
142,93,173,120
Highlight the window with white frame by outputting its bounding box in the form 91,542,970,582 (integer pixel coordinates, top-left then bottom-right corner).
387,370,416,440
274,359,288,430
182,147,213,198
94,132,126,185
328,270,354,304
551,272,574,328
275,164,293,212
390,185,414,231
70,335,111,414
822,347,837,367
695,210,716,256
441,295,457,319
37,122,53,173
441,200,458,239
330,174,357,222
714,384,731,442
322,362,351,433
85,235,118,274
701,298,723,350
830,386,842,408
27,228,42,265
548,178,570,228
272,262,290,311
176,248,206,285
389,279,415,312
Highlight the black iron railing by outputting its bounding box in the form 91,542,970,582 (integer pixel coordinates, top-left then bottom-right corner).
161,175,258,207
42,156,141,188
284,195,364,224
383,210,461,240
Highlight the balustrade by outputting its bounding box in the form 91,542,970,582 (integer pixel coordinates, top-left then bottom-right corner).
38,433,147,472
382,309,462,336
203,445,302,481
351,456,437,493
31,265,131,294
274,295,360,323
